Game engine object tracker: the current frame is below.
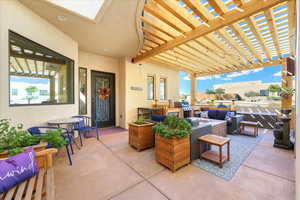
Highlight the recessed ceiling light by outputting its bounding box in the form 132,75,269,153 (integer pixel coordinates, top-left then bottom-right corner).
57,15,67,21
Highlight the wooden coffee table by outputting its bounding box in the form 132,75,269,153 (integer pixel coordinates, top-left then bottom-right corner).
198,134,231,168
240,121,259,137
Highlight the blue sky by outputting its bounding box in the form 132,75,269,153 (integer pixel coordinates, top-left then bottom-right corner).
180,65,282,94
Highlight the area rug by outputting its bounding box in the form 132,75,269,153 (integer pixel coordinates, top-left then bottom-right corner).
84,127,127,138
192,134,264,181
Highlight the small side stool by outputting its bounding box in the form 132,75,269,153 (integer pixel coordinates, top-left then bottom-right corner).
240,121,259,137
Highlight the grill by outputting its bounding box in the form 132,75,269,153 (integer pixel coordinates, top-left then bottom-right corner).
174,101,192,118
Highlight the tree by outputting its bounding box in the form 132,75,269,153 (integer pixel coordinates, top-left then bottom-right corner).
215,88,225,94
244,91,259,98
25,86,38,104
268,84,282,93
205,89,216,94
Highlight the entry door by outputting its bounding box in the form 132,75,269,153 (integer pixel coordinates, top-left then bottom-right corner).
91,71,115,127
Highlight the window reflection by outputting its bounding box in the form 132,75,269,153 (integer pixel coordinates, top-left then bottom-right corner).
9,31,74,105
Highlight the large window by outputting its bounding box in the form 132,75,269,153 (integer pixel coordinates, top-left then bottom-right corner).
160,78,167,100
79,67,87,115
147,75,155,100
9,31,74,105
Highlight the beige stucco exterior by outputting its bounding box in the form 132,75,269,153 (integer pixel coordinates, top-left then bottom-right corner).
0,0,180,129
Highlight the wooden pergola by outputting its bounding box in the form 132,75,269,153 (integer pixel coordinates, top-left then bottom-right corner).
133,0,295,77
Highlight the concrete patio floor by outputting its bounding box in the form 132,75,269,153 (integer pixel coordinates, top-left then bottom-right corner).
53,130,295,200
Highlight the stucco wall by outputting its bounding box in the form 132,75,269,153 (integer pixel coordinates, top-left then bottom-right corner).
0,0,78,128
78,51,120,126
121,58,180,128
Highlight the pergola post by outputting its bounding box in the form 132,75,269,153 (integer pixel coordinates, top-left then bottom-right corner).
281,58,293,110
190,73,196,106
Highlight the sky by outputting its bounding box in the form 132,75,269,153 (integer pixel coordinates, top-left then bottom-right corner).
179,65,282,94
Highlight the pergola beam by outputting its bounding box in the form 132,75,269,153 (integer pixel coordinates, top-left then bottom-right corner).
133,0,288,63
196,59,282,77
181,0,209,23
245,17,272,60
288,0,296,56
154,0,197,29
229,24,263,62
141,17,176,39
264,9,282,58
142,27,168,43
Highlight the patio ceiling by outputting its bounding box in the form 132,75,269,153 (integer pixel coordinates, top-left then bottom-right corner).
132,0,296,77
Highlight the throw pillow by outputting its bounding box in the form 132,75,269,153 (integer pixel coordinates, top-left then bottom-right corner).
0,148,39,193
200,111,208,118
225,111,235,121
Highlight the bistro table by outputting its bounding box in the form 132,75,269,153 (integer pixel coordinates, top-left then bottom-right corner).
48,118,82,149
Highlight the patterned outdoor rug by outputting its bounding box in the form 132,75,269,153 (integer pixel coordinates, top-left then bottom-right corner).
192,134,264,181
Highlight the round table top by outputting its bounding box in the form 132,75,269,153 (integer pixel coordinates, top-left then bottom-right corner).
48,118,82,125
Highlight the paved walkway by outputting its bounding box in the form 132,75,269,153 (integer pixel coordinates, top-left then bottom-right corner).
53,130,295,200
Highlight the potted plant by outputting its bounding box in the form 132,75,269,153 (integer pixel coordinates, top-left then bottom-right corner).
280,88,295,98
153,115,192,172
128,118,154,151
0,119,66,157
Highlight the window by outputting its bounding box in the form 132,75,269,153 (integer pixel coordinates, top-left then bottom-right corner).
147,75,155,100
79,67,87,115
12,89,18,96
9,31,74,105
260,89,269,96
39,90,49,96
160,78,167,100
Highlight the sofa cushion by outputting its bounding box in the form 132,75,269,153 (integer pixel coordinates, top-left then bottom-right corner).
208,110,217,119
0,148,39,193
150,114,166,122
217,110,228,120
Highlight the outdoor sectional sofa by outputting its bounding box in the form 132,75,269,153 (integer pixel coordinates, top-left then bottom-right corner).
196,109,244,135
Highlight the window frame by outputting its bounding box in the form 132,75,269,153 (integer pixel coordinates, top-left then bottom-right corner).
79,67,88,115
146,75,155,100
159,77,167,100
8,30,75,107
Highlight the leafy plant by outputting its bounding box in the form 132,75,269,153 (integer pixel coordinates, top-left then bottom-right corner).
153,115,192,139
133,117,148,125
0,119,66,156
268,84,282,93
215,88,225,94
280,87,295,97
205,89,216,94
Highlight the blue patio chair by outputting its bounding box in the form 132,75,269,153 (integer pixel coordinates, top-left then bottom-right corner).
27,126,74,165
72,116,100,146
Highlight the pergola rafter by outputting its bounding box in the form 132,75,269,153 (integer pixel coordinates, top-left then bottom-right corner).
135,0,295,77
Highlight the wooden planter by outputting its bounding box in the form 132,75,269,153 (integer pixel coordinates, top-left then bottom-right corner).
128,122,154,151
155,134,190,172
0,142,48,159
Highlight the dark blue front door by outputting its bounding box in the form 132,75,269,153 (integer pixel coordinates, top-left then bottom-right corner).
91,71,115,127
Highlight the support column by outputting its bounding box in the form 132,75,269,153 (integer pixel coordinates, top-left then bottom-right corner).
281,58,293,110
190,73,196,106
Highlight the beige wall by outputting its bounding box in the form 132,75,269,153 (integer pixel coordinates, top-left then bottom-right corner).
0,0,181,130
78,51,120,126
121,58,180,128
0,0,78,128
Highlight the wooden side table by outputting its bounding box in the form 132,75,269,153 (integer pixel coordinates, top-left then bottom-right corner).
240,121,259,137
198,135,231,168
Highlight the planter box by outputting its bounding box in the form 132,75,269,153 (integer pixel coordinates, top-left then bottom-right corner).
155,134,190,172
128,122,154,151
0,142,48,159
0,143,48,169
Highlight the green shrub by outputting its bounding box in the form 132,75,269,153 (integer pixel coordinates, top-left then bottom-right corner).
153,115,192,139
0,119,66,156
133,117,148,125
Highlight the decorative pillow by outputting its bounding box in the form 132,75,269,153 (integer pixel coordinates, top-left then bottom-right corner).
225,111,235,121
185,118,199,127
0,148,39,193
200,111,208,118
